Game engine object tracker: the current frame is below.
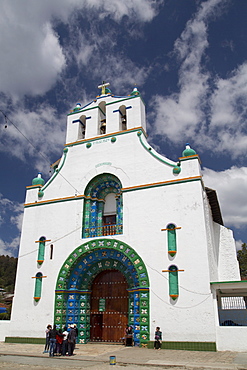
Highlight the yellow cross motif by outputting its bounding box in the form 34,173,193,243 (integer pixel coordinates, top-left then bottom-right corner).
98,81,110,95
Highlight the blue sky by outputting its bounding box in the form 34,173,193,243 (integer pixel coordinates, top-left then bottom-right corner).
0,0,247,257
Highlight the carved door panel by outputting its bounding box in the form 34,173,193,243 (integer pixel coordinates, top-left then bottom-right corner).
90,270,128,342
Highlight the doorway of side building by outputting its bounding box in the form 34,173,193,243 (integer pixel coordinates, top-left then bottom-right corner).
90,269,128,342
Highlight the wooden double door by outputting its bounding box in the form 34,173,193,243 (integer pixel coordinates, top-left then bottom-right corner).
90,270,128,342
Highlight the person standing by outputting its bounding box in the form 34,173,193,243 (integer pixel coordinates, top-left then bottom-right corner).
43,324,51,353
125,325,133,346
62,326,68,356
74,323,78,347
68,324,76,356
55,329,64,355
154,326,162,350
49,324,57,357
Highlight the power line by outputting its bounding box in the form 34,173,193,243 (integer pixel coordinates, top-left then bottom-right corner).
151,287,211,309
146,263,211,296
1,111,213,305
0,109,80,194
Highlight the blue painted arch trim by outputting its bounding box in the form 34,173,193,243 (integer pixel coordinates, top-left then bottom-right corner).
54,238,150,346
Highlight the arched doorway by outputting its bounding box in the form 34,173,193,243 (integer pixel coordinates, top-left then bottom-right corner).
54,239,150,347
90,270,128,342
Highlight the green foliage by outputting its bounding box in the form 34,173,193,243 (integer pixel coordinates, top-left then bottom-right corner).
0,255,18,293
237,243,247,280
0,255,17,320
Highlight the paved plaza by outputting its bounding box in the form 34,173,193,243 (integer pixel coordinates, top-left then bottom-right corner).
0,342,247,369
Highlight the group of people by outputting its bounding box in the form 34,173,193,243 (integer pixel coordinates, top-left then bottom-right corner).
44,323,162,353
44,324,78,357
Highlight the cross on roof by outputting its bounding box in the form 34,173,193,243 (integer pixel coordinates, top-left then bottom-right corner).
98,81,110,95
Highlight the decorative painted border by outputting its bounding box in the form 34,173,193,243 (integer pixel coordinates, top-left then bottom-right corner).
54,238,150,346
65,126,147,148
67,94,144,117
137,131,179,172
122,176,202,193
24,176,202,208
40,148,69,193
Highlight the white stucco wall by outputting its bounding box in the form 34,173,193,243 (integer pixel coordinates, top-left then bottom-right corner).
0,321,11,341
216,327,247,351
8,92,241,350
217,226,240,281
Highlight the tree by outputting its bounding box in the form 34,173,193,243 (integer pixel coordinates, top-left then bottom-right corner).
237,243,247,280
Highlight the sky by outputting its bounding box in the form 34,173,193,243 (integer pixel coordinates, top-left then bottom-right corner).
0,0,247,257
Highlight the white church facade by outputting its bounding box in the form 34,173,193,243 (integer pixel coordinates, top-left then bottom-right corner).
2,83,247,351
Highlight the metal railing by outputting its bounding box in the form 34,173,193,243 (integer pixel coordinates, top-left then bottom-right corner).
84,224,123,238
221,296,247,310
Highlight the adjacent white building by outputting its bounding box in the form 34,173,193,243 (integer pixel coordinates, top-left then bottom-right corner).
2,83,247,351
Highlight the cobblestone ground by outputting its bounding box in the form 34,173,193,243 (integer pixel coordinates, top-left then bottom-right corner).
0,342,245,370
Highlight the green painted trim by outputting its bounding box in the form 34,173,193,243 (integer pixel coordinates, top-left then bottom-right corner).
211,280,247,284
24,176,202,209
147,341,217,352
179,155,200,162
26,185,41,190
67,95,144,117
137,131,177,168
68,104,102,116
24,195,84,208
122,176,202,193
98,106,105,115
56,239,150,289
41,148,68,192
5,337,45,344
65,127,147,148
106,94,145,106
55,238,150,346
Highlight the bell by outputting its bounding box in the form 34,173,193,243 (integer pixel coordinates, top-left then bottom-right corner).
100,120,106,134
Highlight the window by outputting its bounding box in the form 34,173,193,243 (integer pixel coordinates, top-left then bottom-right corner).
34,272,43,301
82,174,123,238
37,236,46,264
168,265,179,300
167,223,177,256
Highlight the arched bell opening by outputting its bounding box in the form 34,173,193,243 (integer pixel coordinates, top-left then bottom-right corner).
54,239,150,346
98,101,106,135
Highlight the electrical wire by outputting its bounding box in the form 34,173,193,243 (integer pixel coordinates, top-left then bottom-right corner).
0,109,80,194
1,111,214,306
146,263,211,296
18,225,82,259
151,287,211,309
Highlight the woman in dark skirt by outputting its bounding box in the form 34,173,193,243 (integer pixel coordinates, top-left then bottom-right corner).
125,325,133,346
154,327,162,350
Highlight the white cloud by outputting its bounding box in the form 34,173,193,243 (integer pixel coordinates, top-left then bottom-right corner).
150,0,247,159
235,240,244,251
151,0,215,142
208,63,247,157
0,194,23,256
0,5,66,99
93,0,158,22
0,0,158,99
0,237,20,257
0,194,23,230
0,104,66,174
202,166,247,229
